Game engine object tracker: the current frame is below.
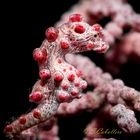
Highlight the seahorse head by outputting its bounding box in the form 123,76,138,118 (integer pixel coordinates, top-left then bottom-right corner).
44,14,109,54
58,14,109,53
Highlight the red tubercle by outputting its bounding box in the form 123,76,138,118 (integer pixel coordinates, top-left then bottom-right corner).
69,67,73,70
33,110,41,119
93,24,102,32
75,83,80,87
63,69,66,72
45,27,59,42
74,80,80,87
29,91,43,102
74,24,85,34
68,73,75,82
87,42,95,49
70,88,79,96
56,91,70,102
61,82,69,90
76,94,82,99
39,69,51,80
60,41,69,49
19,116,26,125
69,14,83,22
76,69,83,77
54,71,64,82
58,59,62,64
33,48,47,64
4,125,13,133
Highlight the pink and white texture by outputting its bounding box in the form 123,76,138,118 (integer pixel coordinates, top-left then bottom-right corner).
4,0,140,140
4,14,109,139
56,0,140,74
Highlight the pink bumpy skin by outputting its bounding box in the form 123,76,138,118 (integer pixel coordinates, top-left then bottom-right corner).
4,14,109,139
110,104,140,133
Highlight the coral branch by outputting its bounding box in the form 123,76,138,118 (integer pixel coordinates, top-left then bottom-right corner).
57,91,105,115
66,54,140,111
110,104,140,133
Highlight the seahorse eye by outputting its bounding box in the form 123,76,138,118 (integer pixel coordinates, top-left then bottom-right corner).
94,33,98,38
92,24,102,32
69,14,83,22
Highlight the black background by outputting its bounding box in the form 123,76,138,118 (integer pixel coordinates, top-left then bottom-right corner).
1,0,140,140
